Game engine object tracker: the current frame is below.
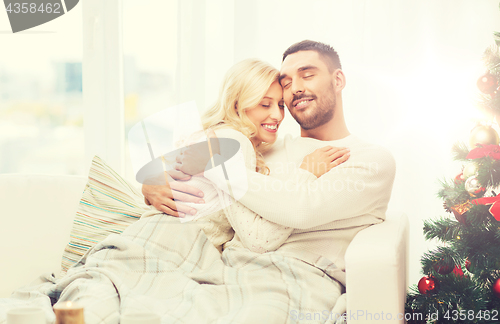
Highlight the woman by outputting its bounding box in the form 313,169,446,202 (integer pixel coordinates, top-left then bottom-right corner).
142,58,350,253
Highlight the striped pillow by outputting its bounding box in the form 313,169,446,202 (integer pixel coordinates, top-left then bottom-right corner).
60,155,150,276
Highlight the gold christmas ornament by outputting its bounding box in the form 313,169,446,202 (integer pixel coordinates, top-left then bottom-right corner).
450,200,472,224
469,125,500,149
463,163,478,179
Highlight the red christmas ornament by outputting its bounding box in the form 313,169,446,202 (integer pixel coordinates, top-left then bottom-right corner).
454,173,465,185
433,262,454,275
418,276,438,294
477,73,498,95
493,278,500,298
453,264,464,278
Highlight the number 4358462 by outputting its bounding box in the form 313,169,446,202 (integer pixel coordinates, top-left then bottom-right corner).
6,3,62,14
444,309,499,321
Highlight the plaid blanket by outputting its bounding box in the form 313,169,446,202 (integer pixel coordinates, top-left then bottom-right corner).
0,215,344,324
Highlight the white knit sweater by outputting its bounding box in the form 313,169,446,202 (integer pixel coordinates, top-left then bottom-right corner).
205,132,396,285
142,127,295,253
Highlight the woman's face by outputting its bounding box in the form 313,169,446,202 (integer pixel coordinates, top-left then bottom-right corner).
245,81,284,144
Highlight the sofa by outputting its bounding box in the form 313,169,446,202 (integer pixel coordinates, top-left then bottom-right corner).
0,173,409,323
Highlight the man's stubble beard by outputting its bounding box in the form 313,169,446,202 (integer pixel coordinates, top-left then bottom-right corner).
290,80,336,130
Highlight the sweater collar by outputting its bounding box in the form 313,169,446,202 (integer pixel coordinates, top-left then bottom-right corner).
296,134,358,145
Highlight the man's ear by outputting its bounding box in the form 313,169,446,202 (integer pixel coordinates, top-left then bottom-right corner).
333,69,346,92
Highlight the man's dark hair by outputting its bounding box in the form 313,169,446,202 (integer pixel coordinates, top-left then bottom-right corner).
282,40,342,71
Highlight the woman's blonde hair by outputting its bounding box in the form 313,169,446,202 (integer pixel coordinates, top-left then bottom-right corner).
201,59,280,175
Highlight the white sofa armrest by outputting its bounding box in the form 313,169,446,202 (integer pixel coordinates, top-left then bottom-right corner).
0,174,87,298
345,211,409,323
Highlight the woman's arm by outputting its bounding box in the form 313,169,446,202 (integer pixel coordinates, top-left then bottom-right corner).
205,144,396,229
222,198,293,253
205,128,294,252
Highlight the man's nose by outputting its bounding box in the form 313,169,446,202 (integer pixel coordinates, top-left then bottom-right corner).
291,78,304,95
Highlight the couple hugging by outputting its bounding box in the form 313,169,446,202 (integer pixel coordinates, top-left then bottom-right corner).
136,39,396,322
2,40,395,324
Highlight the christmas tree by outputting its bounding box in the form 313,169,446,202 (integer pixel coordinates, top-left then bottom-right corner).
405,17,500,324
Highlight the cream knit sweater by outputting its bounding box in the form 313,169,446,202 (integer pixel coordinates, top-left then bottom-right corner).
205,132,396,286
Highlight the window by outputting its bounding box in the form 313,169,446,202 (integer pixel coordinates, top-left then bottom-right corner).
122,0,179,182
0,5,84,175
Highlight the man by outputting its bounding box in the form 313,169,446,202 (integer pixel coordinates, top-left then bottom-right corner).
143,39,396,314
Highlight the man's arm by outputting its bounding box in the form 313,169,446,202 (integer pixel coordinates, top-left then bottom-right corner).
142,169,204,217
205,147,396,229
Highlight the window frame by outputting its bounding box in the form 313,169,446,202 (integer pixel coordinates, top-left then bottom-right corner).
82,0,125,174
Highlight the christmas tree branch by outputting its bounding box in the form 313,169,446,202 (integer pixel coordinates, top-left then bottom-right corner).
451,141,470,161
483,45,500,74
476,158,500,188
423,217,461,241
437,178,469,209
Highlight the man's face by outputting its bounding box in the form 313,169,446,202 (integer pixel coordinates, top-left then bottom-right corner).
279,50,336,130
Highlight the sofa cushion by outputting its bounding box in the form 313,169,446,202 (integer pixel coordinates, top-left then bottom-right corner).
60,156,149,275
